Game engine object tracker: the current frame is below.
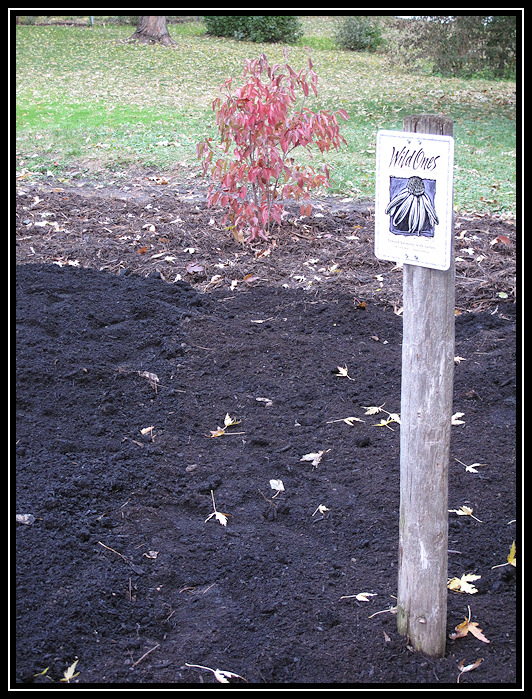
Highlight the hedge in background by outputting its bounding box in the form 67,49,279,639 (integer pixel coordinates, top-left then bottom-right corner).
334,16,383,52
203,15,302,44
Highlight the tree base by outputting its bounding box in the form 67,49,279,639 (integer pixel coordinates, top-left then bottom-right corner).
127,16,176,46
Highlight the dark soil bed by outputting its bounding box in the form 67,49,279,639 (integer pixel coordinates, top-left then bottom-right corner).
14,171,518,686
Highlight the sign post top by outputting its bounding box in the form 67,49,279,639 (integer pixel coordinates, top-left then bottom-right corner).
375,129,454,271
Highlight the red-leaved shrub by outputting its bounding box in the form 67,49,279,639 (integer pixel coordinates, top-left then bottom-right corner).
197,51,348,243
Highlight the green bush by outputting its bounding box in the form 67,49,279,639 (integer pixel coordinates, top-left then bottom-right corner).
334,16,382,52
203,15,302,44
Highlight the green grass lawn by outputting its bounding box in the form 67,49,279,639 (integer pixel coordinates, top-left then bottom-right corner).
15,18,516,215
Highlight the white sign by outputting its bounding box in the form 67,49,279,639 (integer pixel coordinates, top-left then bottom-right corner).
375,130,454,271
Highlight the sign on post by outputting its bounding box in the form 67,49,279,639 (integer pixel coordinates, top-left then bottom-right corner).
375,116,455,658
375,130,454,271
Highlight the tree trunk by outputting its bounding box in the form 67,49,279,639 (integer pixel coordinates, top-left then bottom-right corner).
128,16,176,46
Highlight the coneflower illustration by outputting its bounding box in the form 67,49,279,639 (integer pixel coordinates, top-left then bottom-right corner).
385,176,439,236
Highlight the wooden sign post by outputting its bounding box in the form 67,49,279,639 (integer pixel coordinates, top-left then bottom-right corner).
375,115,455,657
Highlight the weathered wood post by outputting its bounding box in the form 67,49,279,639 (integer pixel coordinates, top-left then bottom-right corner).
397,115,454,657
375,115,455,657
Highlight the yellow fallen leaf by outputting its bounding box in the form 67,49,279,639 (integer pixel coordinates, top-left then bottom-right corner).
373,414,400,431
362,403,386,415
447,573,481,594
507,540,516,566
326,416,364,426
491,540,516,569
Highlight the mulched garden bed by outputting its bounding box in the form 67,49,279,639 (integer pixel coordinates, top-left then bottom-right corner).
14,170,518,686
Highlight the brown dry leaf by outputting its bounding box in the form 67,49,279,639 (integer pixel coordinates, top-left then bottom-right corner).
449,607,490,643
206,427,226,438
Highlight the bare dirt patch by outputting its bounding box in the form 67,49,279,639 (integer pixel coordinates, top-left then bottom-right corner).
15,171,518,685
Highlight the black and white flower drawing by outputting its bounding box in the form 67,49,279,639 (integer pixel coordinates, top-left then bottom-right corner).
385,176,439,237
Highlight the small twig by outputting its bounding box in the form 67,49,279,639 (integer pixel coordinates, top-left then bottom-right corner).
130,643,160,669
98,540,128,563
97,541,143,574
368,606,397,619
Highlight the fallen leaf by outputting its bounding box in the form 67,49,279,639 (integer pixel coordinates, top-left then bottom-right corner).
300,450,330,467
60,659,80,683
362,403,386,415
213,669,247,683
206,427,226,438
449,606,490,643
447,573,481,594
355,592,378,602
269,479,285,494
373,413,401,430
454,457,485,473
335,365,355,380
489,234,511,246
507,540,516,566
448,505,483,522
491,540,516,569
186,262,204,275
140,426,155,441
185,663,248,684
139,371,160,390
204,490,231,527
326,416,364,426
205,510,228,526
457,658,483,683
256,396,273,407
224,413,241,428
143,550,159,559
451,412,466,425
